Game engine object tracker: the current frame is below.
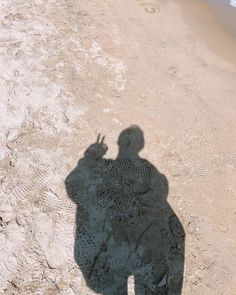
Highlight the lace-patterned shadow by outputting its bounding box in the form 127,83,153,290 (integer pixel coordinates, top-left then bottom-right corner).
65,125,185,295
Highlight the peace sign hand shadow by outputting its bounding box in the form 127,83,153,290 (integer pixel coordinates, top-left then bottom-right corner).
84,134,108,160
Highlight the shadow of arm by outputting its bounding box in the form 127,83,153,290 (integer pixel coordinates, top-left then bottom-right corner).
65,160,87,205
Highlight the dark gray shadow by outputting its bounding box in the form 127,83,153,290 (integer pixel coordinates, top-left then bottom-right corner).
65,125,185,295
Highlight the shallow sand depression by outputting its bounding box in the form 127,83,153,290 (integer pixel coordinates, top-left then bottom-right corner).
0,0,236,294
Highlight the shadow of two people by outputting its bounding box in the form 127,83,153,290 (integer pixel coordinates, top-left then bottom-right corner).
65,125,185,295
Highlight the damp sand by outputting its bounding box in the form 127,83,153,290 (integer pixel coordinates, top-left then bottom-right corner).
206,0,236,36
178,0,236,66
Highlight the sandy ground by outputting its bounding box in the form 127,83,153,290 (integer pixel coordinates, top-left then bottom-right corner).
179,0,236,66
0,0,236,294
206,0,236,37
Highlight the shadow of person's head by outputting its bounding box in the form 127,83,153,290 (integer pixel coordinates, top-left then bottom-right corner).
117,125,144,157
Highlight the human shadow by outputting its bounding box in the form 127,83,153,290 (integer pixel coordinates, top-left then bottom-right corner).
65,125,185,295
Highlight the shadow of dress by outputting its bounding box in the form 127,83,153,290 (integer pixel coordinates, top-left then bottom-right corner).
65,130,185,295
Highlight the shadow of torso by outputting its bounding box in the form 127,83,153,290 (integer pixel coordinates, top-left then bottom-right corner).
66,154,185,295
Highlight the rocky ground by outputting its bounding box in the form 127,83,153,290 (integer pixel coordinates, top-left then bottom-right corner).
0,0,236,294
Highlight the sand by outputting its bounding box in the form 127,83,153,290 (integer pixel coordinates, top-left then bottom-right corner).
206,0,236,36
0,0,236,294
178,0,236,66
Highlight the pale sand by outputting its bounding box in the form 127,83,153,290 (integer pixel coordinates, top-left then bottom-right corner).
0,0,236,294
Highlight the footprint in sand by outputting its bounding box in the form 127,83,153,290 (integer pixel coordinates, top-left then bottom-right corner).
136,1,162,13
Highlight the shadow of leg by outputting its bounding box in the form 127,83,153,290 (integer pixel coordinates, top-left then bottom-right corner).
102,275,128,295
134,274,147,295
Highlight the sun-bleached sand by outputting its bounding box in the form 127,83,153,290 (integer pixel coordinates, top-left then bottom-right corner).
0,0,236,294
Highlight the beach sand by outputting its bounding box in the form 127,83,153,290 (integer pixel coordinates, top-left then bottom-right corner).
0,0,236,294
178,0,236,65
206,0,236,34
206,0,236,36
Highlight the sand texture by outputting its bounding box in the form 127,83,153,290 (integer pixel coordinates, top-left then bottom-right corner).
0,0,236,294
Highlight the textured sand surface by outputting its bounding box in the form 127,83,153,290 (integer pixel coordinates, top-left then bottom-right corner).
0,0,236,294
